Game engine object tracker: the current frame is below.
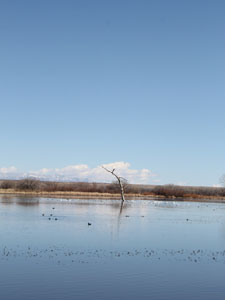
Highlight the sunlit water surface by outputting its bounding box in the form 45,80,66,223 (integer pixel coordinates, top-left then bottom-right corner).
1,196,225,300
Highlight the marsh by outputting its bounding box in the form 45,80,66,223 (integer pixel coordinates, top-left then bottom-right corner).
1,196,225,300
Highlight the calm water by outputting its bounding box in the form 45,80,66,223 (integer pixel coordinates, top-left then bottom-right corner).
1,196,225,300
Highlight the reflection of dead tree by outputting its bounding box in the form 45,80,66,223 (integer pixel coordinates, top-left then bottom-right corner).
102,166,126,205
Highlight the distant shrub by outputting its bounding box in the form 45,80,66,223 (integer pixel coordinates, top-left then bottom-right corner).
151,184,225,198
16,179,40,191
0,180,15,189
41,181,60,192
152,184,185,197
2,178,225,199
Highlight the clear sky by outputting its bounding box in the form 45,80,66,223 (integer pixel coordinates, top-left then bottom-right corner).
0,0,225,186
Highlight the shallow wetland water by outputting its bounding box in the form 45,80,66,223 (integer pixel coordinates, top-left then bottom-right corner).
1,196,225,299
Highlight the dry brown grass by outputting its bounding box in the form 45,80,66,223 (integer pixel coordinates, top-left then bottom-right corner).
0,188,153,199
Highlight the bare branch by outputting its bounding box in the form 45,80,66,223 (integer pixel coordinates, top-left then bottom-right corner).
102,166,125,204
219,174,225,186
119,177,127,182
102,166,113,174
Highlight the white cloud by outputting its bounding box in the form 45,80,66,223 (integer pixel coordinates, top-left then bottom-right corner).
0,162,157,184
175,181,188,186
212,184,222,188
0,166,19,178
0,166,17,174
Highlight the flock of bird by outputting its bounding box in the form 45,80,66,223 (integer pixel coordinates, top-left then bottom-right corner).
1,203,224,266
1,245,225,265
41,207,91,225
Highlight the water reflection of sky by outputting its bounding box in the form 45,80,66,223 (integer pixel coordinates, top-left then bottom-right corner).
1,196,225,250
1,196,225,300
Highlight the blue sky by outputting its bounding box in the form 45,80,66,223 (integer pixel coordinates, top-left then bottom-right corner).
0,0,225,185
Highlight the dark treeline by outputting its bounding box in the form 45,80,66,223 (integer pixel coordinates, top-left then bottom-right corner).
0,179,225,198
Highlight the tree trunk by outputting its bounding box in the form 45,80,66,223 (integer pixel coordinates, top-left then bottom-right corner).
118,178,125,203
102,166,126,204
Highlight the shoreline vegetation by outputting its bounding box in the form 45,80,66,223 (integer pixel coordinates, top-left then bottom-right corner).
0,179,225,202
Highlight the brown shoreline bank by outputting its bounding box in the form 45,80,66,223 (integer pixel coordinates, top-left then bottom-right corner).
1,188,225,203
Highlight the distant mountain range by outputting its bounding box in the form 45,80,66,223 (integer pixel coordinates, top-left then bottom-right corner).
0,173,89,182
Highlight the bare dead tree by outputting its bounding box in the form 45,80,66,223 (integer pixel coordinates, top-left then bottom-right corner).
219,174,225,186
102,166,126,204
110,178,128,194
